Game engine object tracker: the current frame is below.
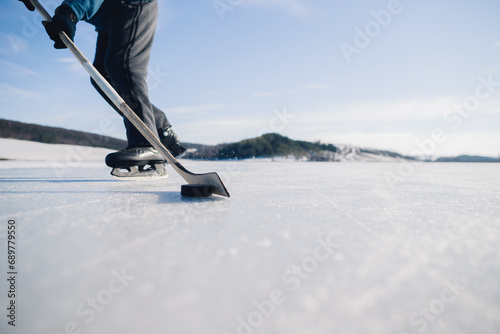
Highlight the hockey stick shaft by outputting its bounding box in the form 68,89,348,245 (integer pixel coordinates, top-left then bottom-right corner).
28,0,229,197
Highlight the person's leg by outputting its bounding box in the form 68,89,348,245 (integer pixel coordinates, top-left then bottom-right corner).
104,0,158,147
93,1,184,157
152,104,171,131
92,32,173,134
91,31,124,116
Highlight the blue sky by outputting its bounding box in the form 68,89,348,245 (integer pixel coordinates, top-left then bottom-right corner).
1,0,500,156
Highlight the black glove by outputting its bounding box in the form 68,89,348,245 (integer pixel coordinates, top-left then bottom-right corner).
18,0,35,11
42,5,78,49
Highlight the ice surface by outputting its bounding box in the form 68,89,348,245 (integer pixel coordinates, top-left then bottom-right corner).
0,156,500,333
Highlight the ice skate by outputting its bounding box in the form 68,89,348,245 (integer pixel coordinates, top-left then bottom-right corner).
105,146,167,178
160,127,186,158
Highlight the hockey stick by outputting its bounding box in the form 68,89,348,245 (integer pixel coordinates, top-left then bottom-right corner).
28,0,230,197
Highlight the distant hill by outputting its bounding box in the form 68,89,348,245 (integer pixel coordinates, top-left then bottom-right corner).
2,119,416,162
3,119,497,163
435,155,500,162
184,133,417,162
185,133,337,160
0,119,126,150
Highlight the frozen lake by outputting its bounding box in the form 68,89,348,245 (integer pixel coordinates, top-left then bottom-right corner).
0,160,499,334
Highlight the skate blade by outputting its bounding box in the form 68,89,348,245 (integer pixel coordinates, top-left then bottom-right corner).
111,163,168,179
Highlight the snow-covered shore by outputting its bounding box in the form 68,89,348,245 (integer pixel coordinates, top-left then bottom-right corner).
0,138,114,162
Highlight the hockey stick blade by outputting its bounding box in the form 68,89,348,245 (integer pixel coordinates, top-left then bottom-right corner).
28,0,230,197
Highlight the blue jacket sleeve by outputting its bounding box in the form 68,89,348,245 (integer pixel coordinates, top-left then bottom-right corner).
62,0,105,21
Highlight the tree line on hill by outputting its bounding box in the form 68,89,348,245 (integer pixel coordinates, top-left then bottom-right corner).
1,119,498,162
0,119,126,150
183,133,340,160
0,119,343,160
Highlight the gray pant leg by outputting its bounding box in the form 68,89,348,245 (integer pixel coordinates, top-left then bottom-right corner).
95,0,169,147
92,33,171,132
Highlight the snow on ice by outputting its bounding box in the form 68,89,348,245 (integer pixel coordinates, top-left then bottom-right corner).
0,139,499,333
